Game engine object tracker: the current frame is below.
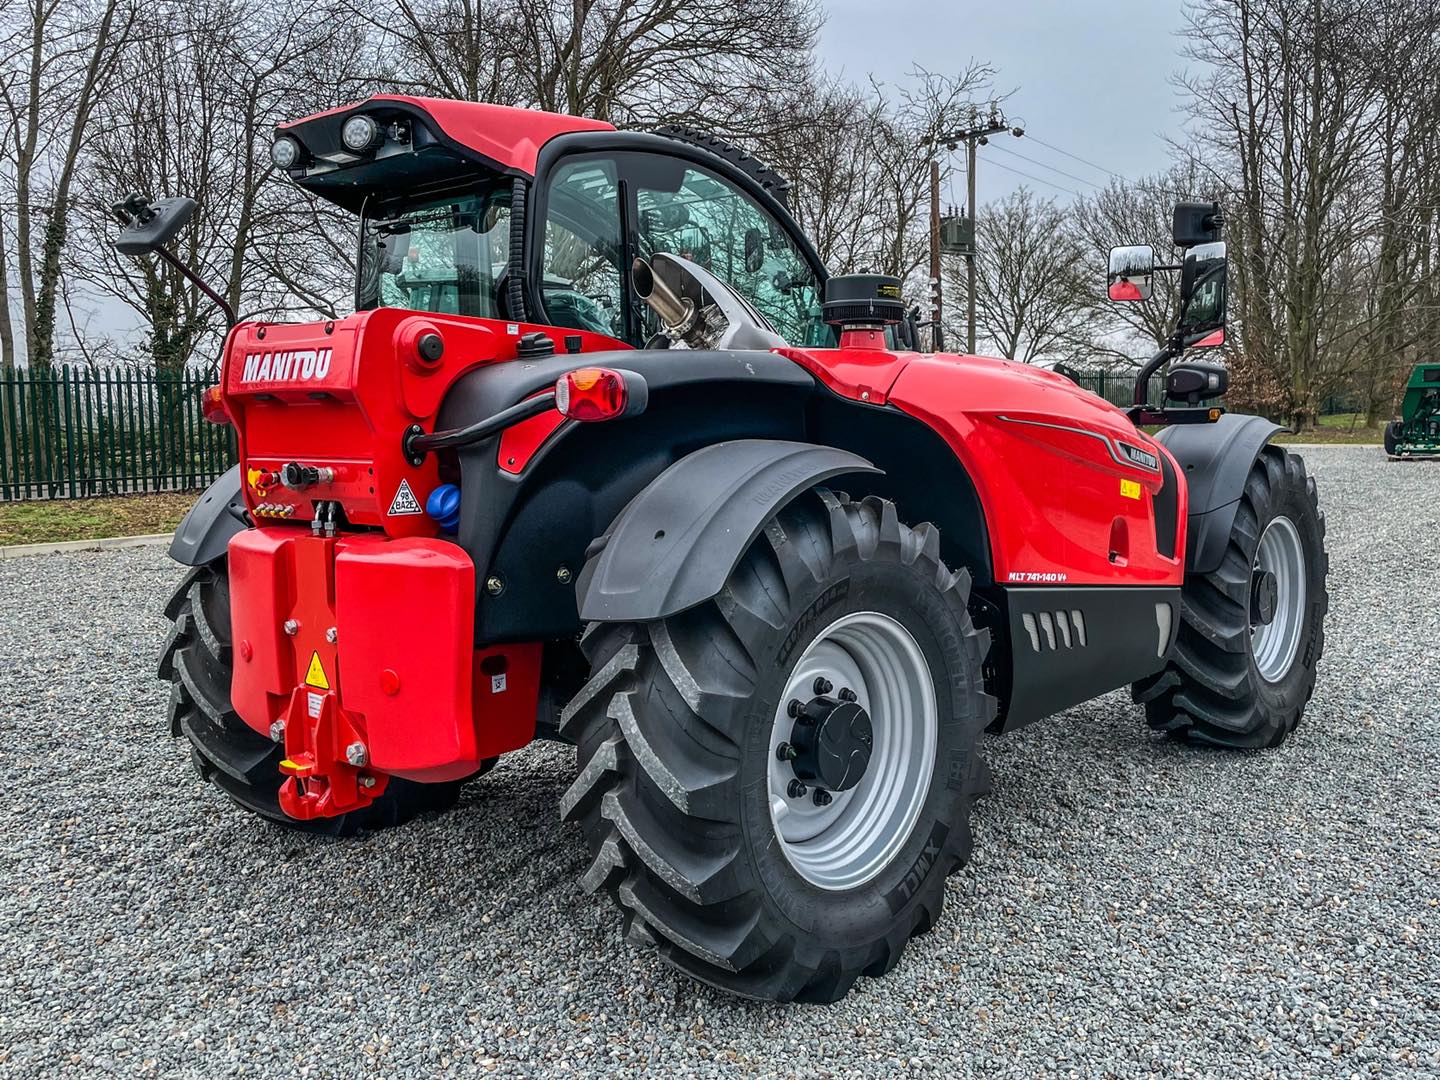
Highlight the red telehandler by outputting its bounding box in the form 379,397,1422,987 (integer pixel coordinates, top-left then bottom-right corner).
117,97,1328,1003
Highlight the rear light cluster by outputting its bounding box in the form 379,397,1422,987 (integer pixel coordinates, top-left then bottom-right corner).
555,368,628,422
201,384,231,426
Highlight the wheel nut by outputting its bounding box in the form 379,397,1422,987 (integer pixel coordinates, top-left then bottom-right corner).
485,576,505,597
555,565,573,585
787,698,804,718
813,788,833,807
283,618,299,635
345,741,368,767
268,720,285,742
325,626,338,644
813,676,833,695
838,687,857,702
776,742,798,761
787,779,808,799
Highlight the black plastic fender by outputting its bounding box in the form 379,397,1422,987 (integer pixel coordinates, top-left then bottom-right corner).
576,440,880,622
1155,413,1281,575
168,465,249,566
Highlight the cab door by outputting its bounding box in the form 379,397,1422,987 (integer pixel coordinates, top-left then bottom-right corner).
529,138,830,347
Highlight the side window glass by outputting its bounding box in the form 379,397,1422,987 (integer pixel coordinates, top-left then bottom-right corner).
541,159,624,337
632,162,826,346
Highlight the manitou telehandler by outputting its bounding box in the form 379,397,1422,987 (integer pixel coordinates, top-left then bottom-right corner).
120,97,1328,1003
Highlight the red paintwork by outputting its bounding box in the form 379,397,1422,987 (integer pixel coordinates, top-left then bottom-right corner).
222,308,627,533
782,345,1188,587
498,402,568,474
228,527,542,803
775,328,906,405
277,95,614,175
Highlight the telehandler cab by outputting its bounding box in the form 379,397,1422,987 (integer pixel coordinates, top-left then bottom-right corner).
122,97,1329,1002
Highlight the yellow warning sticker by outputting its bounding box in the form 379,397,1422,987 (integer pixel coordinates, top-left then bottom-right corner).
304,651,330,690
1120,479,1142,500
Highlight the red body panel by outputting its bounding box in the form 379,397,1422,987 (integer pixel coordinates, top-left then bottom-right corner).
229,529,539,796
222,308,626,531
277,96,614,175
785,346,1187,587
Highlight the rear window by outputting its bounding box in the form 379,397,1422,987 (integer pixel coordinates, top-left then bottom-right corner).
358,185,510,317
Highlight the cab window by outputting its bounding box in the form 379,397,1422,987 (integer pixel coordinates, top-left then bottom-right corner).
358,185,509,316
538,158,624,338
631,160,827,346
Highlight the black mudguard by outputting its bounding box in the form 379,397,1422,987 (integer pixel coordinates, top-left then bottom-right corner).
168,465,249,566
576,440,879,622
1155,413,1281,575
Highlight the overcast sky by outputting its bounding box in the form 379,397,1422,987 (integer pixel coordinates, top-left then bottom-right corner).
818,0,1193,209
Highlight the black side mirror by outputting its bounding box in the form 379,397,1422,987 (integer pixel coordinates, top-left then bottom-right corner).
1177,241,1227,344
112,194,197,257
1172,201,1223,248
1166,361,1228,403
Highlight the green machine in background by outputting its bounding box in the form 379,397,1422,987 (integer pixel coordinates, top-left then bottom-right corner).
1385,363,1440,458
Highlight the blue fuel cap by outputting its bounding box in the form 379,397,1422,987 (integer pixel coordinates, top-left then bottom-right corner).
426,483,461,532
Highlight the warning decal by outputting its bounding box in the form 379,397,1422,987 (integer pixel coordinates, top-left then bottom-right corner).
388,479,422,516
1119,478,1142,500
304,651,330,690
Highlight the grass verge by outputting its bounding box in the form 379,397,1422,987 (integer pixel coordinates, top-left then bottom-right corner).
0,492,196,547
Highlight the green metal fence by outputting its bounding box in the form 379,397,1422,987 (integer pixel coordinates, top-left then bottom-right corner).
0,368,234,501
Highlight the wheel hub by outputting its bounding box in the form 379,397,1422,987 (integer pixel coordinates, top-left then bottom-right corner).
1250,569,1278,625
766,610,938,891
1250,515,1308,682
788,694,873,792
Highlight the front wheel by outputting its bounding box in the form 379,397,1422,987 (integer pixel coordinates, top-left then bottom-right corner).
560,489,993,1002
1134,445,1328,748
1384,420,1403,457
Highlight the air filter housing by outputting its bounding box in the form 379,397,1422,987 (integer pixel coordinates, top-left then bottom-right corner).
822,274,904,328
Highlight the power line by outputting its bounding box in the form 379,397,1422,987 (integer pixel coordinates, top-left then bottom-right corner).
983,157,1084,198
989,143,1104,190
1021,134,1132,184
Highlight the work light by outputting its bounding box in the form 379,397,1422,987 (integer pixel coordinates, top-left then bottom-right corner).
270,136,301,169
341,114,383,153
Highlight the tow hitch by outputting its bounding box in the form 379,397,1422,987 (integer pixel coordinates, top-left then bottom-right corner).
274,685,388,820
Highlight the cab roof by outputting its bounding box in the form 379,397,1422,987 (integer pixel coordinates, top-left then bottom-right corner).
279,95,615,176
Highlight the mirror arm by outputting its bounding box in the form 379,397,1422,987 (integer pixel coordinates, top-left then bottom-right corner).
153,246,236,329
1131,336,1183,407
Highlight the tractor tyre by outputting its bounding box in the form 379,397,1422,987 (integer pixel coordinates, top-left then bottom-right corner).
1133,445,1328,748
158,559,462,835
561,489,994,1002
1384,420,1402,457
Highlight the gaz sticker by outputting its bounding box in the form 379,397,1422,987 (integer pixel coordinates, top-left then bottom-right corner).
388,479,422,516
490,673,507,694
304,651,330,690
1120,479,1142,500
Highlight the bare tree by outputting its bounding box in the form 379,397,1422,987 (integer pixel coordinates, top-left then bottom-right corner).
956,187,1094,362
0,0,133,369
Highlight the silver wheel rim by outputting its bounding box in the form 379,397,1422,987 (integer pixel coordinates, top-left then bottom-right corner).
766,611,937,891
1250,515,1307,682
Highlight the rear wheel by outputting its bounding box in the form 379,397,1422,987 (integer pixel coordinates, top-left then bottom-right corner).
561,489,993,1002
158,559,462,835
1384,420,1403,457
1134,445,1328,748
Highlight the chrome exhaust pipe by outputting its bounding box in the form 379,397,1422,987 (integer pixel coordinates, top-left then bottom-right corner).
633,257,697,335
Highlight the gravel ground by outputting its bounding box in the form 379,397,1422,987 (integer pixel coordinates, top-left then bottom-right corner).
0,444,1436,1079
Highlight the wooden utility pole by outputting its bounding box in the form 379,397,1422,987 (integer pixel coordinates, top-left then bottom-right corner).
966,137,979,354
929,157,942,350
929,112,1021,354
